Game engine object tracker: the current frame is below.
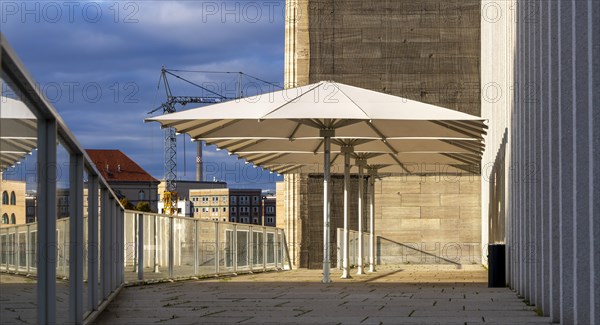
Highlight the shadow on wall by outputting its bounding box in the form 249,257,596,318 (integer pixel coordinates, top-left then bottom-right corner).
488,129,508,245
377,236,481,266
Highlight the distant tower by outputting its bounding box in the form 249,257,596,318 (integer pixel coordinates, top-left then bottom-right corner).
196,142,202,182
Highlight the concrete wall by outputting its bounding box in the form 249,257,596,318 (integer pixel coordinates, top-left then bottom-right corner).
481,0,599,323
286,0,481,115
375,175,481,265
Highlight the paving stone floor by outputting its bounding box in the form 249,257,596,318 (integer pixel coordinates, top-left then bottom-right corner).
94,265,552,324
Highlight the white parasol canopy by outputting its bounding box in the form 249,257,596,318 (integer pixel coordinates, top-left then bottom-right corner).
146,81,486,282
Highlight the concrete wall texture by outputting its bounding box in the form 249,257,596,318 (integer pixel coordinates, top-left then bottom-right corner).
480,0,599,323
375,175,481,265
285,0,482,116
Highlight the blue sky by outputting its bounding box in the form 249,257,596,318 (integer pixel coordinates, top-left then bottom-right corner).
1,1,285,190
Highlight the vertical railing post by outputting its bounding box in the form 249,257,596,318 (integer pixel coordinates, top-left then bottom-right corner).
274,229,279,268
249,226,253,272
87,175,99,311
37,118,57,324
168,216,174,278
154,216,158,273
5,227,9,272
137,213,144,280
119,209,124,285
62,219,68,277
337,228,342,270
68,153,84,324
100,188,110,299
233,224,238,273
194,220,198,276
263,227,267,271
0,228,4,270
26,225,30,274
133,213,137,273
110,198,116,291
215,221,220,274
281,230,285,268
15,226,20,272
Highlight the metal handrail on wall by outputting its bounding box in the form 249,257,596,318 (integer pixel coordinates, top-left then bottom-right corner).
1,33,125,325
123,211,291,282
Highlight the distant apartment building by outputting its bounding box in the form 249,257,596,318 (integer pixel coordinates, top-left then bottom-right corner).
263,195,276,227
0,179,26,226
57,188,70,219
25,194,36,223
87,149,160,212
158,180,227,202
190,188,264,224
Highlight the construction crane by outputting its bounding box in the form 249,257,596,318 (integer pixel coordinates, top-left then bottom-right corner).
148,67,231,215
148,68,283,215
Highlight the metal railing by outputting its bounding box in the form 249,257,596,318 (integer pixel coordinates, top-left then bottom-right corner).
1,32,125,324
124,211,290,282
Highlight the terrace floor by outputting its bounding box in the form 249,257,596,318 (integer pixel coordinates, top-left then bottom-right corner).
94,265,552,324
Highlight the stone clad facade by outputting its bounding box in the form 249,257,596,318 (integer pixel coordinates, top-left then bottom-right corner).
282,0,483,269
286,0,481,115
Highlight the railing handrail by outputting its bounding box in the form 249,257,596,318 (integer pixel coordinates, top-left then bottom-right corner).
124,209,282,229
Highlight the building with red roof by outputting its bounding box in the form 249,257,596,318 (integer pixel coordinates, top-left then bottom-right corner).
86,149,160,212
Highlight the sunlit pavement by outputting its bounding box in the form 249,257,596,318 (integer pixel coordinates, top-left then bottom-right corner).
93,265,551,324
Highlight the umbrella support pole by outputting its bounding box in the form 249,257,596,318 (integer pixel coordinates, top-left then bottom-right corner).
341,146,354,279
356,161,366,275
369,170,377,273
321,129,334,283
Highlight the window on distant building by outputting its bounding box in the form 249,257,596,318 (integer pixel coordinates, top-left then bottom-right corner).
266,206,275,213
252,196,259,204
267,217,274,224
138,190,145,201
212,196,219,204
230,196,237,204
2,191,8,205
222,207,227,212
252,207,259,214
202,207,209,213
202,196,209,203
10,192,16,205
1,213,8,224
230,217,237,223
240,196,249,204
10,214,16,224
221,196,228,203
252,217,259,224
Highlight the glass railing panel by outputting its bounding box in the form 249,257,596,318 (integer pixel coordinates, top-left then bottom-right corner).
235,224,250,271
197,220,216,276
172,217,195,278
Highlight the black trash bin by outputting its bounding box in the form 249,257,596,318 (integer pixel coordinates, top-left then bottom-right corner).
488,243,506,287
